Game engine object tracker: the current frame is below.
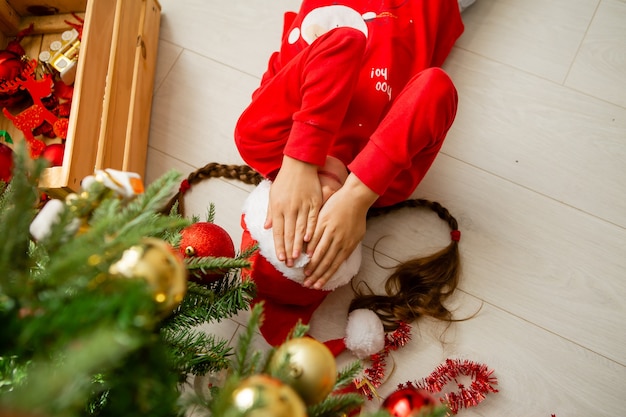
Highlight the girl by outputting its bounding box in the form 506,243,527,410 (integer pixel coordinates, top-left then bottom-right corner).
234,0,466,346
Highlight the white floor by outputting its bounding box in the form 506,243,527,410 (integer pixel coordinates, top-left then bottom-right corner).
145,1,626,416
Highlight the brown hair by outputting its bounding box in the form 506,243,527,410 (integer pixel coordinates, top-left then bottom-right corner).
353,199,460,331
165,163,461,331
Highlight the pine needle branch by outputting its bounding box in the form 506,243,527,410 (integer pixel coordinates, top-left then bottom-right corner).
0,143,46,294
164,278,255,330
185,256,251,276
231,303,265,378
334,360,362,391
161,328,232,376
0,325,144,415
307,392,364,417
205,203,216,223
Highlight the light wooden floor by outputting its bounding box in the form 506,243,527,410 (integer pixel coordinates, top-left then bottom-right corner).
145,1,626,415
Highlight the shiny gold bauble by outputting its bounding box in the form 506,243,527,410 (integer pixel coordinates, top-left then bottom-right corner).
267,337,337,405
230,375,306,417
109,237,187,314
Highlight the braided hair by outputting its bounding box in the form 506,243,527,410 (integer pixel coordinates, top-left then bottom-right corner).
358,200,460,331
167,163,461,331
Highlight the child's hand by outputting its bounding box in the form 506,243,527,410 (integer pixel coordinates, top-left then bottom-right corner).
303,174,378,288
266,156,322,267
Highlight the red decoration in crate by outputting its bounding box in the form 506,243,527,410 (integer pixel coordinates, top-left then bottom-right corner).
41,143,65,167
0,60,69,158
0,141,13,183
0,24,34,108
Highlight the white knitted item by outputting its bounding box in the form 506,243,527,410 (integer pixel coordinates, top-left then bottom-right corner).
242,180,361,290
345,309,385,359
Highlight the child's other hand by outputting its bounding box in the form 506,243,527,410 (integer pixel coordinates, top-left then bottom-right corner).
265,156,322,267
303,174,378,289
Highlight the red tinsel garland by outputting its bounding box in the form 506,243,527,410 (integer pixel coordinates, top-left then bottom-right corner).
353,323,498,414
402,358,498,414
354,322,412,400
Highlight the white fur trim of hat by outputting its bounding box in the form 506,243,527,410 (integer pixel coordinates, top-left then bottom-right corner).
242,180,361,291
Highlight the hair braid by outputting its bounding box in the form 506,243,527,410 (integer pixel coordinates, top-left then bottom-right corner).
352,198,461,331
163,163,263,216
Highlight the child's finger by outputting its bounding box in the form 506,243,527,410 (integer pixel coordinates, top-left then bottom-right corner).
272,214,287,263
264,204,273,229
293,213,308,260
303,228,332,285
282,213,297,267
304,207,317,243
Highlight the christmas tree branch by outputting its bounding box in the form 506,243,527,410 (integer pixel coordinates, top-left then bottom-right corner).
161,328,232,376
334,360,362,391
1,325,144,415
307,392,365,417
166,278,255,329
185,256,251,279
0,143,46,298
231,303,265,378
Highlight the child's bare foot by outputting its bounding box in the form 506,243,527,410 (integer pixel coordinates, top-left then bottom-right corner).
318,156,348,204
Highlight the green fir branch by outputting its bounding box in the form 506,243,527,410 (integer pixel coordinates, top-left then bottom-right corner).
165,278,255,330
35,174,189,293
18,280,158,353
123,170,182,216
161,328,232,376
205,203,216,223
0,355,29,395
287,321,309,340
307,392,364,417
0,144,46,295
0,325,145,416
334,360,362,391
185,256,251,278
1,154,260,417
231,303,265,378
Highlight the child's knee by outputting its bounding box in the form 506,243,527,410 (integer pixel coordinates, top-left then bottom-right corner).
420,67,456,96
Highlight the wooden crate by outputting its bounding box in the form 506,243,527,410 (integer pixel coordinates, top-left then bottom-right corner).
0,0,161,197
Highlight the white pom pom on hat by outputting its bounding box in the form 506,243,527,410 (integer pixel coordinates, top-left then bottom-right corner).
344,308,385,359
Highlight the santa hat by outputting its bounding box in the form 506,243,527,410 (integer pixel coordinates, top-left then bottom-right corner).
241,180,384,357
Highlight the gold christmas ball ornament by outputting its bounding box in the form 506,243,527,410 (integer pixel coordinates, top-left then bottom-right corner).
229,375,306,417
268,337,337,405
109,238,187,314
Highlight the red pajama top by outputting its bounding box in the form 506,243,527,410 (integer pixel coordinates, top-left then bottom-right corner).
249,0,464,195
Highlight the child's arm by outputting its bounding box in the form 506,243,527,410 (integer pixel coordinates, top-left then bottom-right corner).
303,173,379,289
265,155,322,267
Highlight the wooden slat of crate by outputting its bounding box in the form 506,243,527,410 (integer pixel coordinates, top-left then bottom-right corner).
97,0,146,173
40,0,117,195
124,0,161,173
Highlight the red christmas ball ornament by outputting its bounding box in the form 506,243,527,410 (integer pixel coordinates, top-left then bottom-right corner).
41,143,65,166
382,387,437,417
179,222,235,284
0,142,13,183
0,50,28,108
0,50,24,81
